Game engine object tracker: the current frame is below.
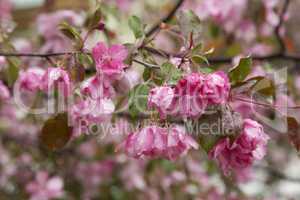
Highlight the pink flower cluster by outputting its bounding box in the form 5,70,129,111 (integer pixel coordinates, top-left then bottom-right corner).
209,119,270,181
148,71,230,119
26,171,64,200
70,42,129,136
17,67,70,96
118,125,198,161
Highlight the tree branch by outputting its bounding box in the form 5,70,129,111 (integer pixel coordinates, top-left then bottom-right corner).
145,0,185,37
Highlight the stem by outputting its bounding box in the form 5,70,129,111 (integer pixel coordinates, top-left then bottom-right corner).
145,0,185,37
233,96,300,109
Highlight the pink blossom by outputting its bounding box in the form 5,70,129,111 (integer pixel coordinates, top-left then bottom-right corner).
92,42,128,79
165,125,199,160
26,171,64,200
209,119,269,180
118,125,198,160
241,119,270,160
17,68,45,92
71,98,115,136
0,80,10,100
294,75,300,91
116,68,140,93
76,160,114,198
80,75,115,99
0,0,12,20
196,0,247,32
247,44,273,57
40,67,71,96
171,73,207,118
148,86,175,119
201,71,230,105
116,0,132,11
235,20,257,43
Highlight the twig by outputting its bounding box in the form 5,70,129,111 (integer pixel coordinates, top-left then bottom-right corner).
0,52,80,57
233,96,300,109
145,0,185,37
142,46,300,64
132,59,160,68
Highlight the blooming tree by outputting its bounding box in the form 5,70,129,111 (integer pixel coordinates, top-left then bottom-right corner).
0,0,300,199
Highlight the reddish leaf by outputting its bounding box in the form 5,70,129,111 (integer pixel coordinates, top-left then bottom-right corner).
287,117,300,152
40,113,73,151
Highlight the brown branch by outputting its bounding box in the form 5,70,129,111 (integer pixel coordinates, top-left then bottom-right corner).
142,46,300,64
275,0,290,53
0,51,81,57
233,96,300,109
145,0,185,37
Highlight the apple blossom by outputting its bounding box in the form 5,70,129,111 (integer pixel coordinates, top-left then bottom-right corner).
80,75,115,99
26,171,64,200
118,125,198,160
148,86,175,119
201,71,230,105
170,73,207,118
209,119,269,179
71,98,115,136
40,67,71,97
17,68,45,92
92,42,128,80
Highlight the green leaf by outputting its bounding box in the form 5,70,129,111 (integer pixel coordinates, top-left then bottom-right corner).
128,84,149,118
40,112,73,151
199,67,213,74
177,10,202,44
191,43,203,55
229,57,252,85
5,57,20,86
143,67,151,81
86,6,102,29
128,16,144,39
191,55,209,65
161,62,182,85
59,22,83,48
251,77,275,98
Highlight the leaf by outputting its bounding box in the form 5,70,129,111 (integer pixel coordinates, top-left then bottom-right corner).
59,22,83,48
161,62,182,85
86,6,102,29
40,113,73,151
128,15,144,39
199,67,214,74
143,67,151,81
251,77,275,98
287,117,300,152
128,84,149,118
229,57,252,85
70,65,85,83
177,10,202,44
191,55,209,65
191,43,203,55
5,57,20,86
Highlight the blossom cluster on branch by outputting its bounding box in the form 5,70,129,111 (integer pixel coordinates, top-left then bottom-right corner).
0,0,299,199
